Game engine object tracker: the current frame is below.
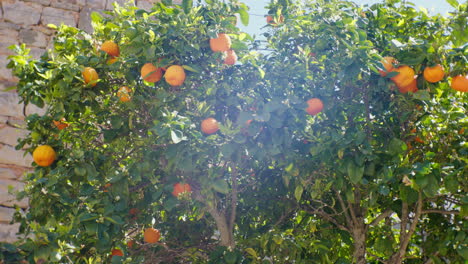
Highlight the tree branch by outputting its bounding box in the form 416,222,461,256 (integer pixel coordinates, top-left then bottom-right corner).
228,165,238,231
302,207,350,232
336,190,353,229
369,209,393,227
421,209,459,215
398,192,423,260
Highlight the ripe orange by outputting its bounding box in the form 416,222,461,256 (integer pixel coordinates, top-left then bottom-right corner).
379,56,396,77
223,49,237,65
398,75,418,93
53,118,68,130
423,64,444,83
107,57,118,65
117,86,132,102
305,98,324,116
141,63,163,83
164,65,186,86
414,136,424,144
144,228,161,244
390,65,415,88
82,67,99,87
450,75,468,92
210,33,231,52
101,40,120,57
201,117,219,135
33,145,56,167
459,128,465,135
111,249,123,257
172,183,192,197
266,15,284,25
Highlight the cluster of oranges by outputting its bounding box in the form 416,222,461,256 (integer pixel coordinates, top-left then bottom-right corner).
81,40,188,104
380,56,467,93
210,33,237,65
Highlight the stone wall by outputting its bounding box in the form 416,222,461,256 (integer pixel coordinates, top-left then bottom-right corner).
0,0,181,243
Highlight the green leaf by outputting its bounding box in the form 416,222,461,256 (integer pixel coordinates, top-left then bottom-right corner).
212,179,229,194
294,185,303,201
182,0,193,14
245,248,258,259
237,9,249,26
446,0,459,8
347,160,364,184
413,90,431,100
90,12,103,23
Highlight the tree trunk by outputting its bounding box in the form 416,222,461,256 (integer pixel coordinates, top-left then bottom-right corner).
208,206,235,248
352,223,367,264
387,253,403,264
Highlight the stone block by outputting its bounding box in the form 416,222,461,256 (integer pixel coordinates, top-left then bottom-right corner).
0,179,28,208
78,7,94,33
0,168,16,180
0,206,16,223
29,47,47,59
24,0,51,5
41,7,78,27
137,0,154,10
7,117,26,128
51,0,80,11
0,145,33,168
0,92,23,118
87,0,106,9
0,126,29,147
0,55,14,80
0,116,8,124
19,29,48,48
0,223,21,242
0,80,17,92
3,0,42,26
25,101,47,116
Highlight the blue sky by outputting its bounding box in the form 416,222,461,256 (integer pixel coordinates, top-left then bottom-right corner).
240,0,455,38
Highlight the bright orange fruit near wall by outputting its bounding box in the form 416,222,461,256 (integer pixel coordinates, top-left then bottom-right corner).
144,228,161,244
398,75,418,93
172,183,192,197
117,86,132,102
390,65,415,88
141,63,163,83
101,40,120,57
305,98,324,116
82,67,99,87
451,75,468,92
423,64,444,83
33,145,56,167
201,118,219,135
223,49,237,65
164,65,186,86
210,33,231,52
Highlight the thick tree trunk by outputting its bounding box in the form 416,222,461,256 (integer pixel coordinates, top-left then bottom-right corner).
352,223,367,264
210,208,235,248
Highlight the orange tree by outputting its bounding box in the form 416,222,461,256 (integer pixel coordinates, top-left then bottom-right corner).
243,0,467,263
3,0,468,263
6,0,268,263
